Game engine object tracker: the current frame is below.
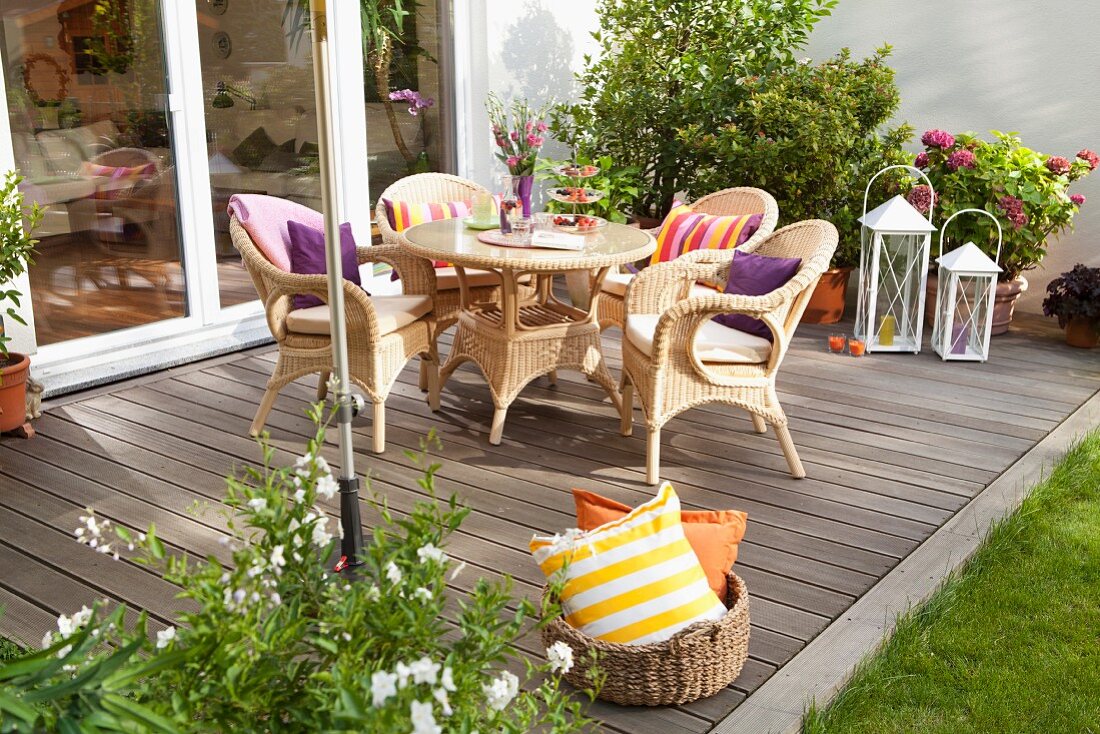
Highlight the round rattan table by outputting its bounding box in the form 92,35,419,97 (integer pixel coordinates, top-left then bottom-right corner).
400,219,656,444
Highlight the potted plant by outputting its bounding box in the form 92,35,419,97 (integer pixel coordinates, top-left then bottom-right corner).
1042,264,1100,348
538,155,641,225
0,170,40,436
682,47,912,324
911,130,1096,334
552,0,836,223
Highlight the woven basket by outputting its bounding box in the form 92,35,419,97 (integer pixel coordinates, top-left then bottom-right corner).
541,572,750,706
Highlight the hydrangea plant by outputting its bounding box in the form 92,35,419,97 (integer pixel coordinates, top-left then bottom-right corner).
909,130,1096,280
0,406,598,733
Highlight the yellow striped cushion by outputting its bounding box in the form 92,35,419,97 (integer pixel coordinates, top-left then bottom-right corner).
530,483,727,645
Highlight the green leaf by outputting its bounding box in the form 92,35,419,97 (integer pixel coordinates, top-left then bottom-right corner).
100,693,180,733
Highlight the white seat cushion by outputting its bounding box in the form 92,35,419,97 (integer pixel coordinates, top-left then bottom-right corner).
600,270,634,297
625,314,772,364
434,267,502,291
286,294,431,336
689,282,722,298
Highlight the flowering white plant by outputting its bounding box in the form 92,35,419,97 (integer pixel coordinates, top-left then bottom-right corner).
0,406,599,733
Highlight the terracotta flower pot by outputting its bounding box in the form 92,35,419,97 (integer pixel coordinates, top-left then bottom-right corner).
0,352,31,433
801,267,853,324
631,214,663,231
1064,317,1099,349
925,275,1027,336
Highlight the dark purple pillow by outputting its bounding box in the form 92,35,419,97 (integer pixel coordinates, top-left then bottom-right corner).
713,251,802,342
286,220,362,310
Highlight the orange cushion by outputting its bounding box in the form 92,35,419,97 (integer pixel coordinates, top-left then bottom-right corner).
573,489,747,601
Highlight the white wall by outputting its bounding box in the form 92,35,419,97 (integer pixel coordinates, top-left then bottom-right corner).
464,0,1100,314
805,0,1099,313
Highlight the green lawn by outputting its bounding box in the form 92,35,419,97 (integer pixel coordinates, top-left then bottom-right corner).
804,430,1100,734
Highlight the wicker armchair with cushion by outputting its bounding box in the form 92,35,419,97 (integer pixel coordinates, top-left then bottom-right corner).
620,219,838,484
598,187,779,331
232,215,440,452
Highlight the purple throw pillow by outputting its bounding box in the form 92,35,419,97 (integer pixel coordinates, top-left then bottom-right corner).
713,251,802,342
286,220,362,310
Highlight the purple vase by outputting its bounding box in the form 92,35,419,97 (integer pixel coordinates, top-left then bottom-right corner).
514,175,534,218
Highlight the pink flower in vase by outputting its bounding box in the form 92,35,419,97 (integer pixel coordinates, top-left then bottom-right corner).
1070,193,1086,206
505,155,520,169
526,134,544,148
536,121,548,133
509,130,520,142
525,120,533,133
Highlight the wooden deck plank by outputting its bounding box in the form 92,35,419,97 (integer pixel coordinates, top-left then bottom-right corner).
2,316,1094,734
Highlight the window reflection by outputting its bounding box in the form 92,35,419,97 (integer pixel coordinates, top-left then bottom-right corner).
3,0,185,346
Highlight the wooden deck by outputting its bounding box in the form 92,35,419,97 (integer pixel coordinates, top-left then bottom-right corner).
1,311,1097,733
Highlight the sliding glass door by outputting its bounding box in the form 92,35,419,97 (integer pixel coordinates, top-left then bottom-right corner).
1,0,187,346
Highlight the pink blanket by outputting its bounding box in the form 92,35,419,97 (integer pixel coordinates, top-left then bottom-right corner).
227,194,325,272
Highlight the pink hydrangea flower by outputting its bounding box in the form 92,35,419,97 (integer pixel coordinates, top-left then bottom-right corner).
1076,149,1099,171
1046,156,1071,175
997,195,1029,230
946,149,977,172
920,129,955,149
1070,193,1086,206
914,151,929,168
906,185,939,214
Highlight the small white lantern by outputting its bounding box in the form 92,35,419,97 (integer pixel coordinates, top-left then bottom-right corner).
931,209,1003,362
855,166,937,353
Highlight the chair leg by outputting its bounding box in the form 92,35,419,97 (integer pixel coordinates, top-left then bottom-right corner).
317,370,330,402
774,423,806,478
372,401,386,454
620,382,634,437
489,406,508,446
250,386,280,437
751,413,767,434
547,370,558,386
646,427,661,485
418,359,429,392
425,358,441,412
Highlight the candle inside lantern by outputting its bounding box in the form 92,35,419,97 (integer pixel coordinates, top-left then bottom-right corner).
849,338,866,357
878,314,896,347
951,322,968,355
828,334,847,353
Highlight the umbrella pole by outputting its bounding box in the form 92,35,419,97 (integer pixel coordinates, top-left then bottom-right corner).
309,0,364,570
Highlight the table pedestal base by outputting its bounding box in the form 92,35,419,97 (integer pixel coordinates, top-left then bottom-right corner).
440,309,622,445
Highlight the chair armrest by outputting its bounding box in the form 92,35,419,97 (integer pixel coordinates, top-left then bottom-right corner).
357,244,436,298
625,260,719,316
263,271,381,342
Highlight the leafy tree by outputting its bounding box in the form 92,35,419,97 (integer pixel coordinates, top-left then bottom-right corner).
555,0,837,219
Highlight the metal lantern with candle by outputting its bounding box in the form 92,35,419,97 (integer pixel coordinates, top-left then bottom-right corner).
855,165,937,353
931,209,1003,362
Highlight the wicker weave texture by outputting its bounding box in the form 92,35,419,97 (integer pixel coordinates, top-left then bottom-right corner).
230,216,439,449
598,187,780,330
374,173,504,334
542,573,750,706
621,219,839,483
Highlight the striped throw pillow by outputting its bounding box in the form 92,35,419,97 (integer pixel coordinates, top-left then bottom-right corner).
530,483,727,645
382,198,473,232
650,204,764,266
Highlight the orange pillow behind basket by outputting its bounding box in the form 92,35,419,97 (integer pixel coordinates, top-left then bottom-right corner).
573,488,747,601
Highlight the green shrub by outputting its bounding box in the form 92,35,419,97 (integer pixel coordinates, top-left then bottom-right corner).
0,170,41,359
683,47,912,269
554,0,837,220
0,407,597,733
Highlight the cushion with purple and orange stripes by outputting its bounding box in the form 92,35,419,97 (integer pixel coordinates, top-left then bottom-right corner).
649,204,763,267
381,198,473,233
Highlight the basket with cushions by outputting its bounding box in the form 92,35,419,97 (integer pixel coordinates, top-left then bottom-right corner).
530,483,750,706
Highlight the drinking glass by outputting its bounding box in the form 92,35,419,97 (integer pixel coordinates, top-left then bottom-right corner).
511,217,532,243
827,333,847,353
534,212,554,232
472,192,495,223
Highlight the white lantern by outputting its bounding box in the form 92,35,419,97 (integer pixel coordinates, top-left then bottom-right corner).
931,209,1003,362
855,166,937,353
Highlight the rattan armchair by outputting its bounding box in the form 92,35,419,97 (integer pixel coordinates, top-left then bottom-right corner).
598,187,779,331
620,219,838,484
232,216,440,452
